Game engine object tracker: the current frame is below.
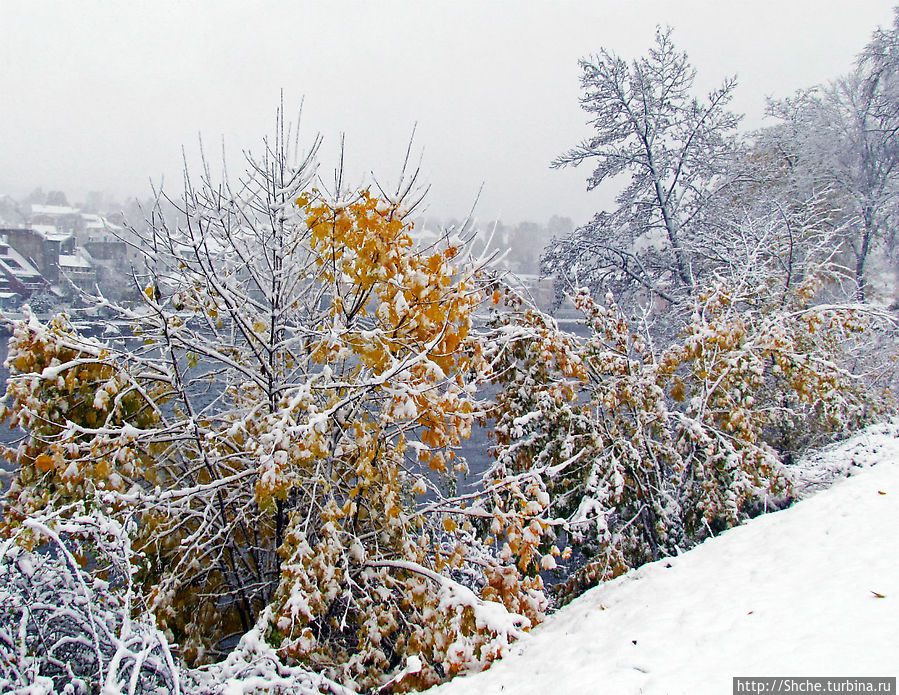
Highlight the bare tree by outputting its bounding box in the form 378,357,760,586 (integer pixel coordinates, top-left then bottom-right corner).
763,15,899,301
545,27,741,306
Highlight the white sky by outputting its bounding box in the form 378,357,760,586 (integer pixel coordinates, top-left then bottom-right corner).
1,1,896,225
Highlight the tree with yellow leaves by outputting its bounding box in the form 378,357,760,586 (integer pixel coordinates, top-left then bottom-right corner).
1,115,548,692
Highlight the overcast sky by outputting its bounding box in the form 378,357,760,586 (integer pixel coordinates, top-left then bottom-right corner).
1,1,896,225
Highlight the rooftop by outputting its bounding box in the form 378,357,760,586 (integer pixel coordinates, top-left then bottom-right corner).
0,245,42,279
29,224,74,242
30,204,81,216
59,253,93,269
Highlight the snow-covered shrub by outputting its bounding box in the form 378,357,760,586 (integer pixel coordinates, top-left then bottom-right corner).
0,125,548,692
183,618,352,695
486,271,894,604
0,506,181,695
0,503,355,695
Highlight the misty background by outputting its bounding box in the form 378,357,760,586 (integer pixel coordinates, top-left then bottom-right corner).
1,0,895,230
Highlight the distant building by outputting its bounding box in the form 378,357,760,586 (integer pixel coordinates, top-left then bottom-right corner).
81,213,124,244
59,248,97,291
29,204,83,236
84,239,127,262
3,226,76,284
511,273,556,309
0,291,22,311
0,236,48,298
0,201,138,304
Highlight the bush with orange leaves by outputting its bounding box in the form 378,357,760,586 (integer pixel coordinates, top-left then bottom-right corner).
484,269,894,605
0,125,548,693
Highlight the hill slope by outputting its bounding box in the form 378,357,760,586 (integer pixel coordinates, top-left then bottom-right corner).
431,426,899,694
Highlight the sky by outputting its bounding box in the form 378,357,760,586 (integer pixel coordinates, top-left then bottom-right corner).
1,1,896,226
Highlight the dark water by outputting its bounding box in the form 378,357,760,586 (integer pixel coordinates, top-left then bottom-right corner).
0,337,19,449
0,334,495,483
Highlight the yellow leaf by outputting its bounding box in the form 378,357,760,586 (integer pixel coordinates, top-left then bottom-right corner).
34,454,55,472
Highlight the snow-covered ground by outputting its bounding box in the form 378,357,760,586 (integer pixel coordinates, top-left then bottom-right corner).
431,424,899,695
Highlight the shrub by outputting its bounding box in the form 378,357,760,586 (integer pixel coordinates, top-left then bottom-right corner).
0,126,549,692
485,271,892,603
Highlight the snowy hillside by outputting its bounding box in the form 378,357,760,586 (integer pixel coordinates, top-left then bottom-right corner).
431,425,899,695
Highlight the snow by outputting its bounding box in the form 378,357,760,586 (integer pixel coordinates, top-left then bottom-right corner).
59,253,93,269
29,204,80,216
0,245,42,279
430,425,899,695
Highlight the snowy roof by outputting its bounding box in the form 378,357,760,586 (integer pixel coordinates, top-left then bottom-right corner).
46,232,75,243
0,245,42,279
59,253,93,269
82,212,123,232
30,225,74,242
30,204,80,216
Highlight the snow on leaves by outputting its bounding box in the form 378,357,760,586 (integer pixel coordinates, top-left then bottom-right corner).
484,274,891,605
0,172,548,692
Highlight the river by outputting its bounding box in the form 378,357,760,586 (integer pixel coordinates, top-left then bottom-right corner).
0,337,17,449
0,331,496,485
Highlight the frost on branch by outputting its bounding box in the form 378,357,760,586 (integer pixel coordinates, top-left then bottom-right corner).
545,26,741,307
0,506,181,694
